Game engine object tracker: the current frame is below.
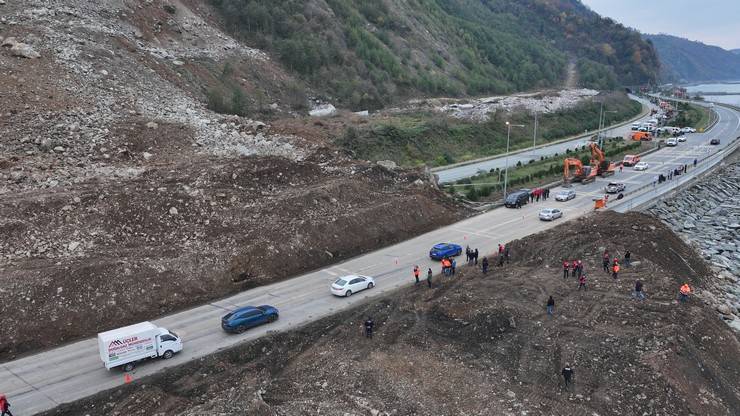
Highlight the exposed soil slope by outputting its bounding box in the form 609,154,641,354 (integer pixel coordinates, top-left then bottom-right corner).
42,211,740,416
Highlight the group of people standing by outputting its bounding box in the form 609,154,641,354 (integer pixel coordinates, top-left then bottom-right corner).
528,188,550,203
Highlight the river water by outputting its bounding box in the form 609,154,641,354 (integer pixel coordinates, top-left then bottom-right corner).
684,82,740,106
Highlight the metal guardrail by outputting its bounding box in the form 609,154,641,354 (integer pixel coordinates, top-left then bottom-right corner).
611,135,740,213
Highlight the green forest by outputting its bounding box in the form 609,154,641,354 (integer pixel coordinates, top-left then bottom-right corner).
210,0,659,110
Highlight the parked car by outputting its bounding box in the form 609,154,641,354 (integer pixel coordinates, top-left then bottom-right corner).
504,190,530,208
633,162,649,171
555,189,576,201
710,138,721,145
605,182,626,194
330,275,375,297
622,154,640,166
666,138,678,147
677,136,687,142
429,243,462,260
221,305,279,333
539,208,563,221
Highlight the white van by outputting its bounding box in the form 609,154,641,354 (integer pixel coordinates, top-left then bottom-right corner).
98,322,183,371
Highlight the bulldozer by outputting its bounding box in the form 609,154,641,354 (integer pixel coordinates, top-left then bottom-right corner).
563,158,597,184
589,142,616,177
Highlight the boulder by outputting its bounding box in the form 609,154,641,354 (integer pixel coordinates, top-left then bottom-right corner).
10,42,41,59
377,160,397,170
309,104,337,117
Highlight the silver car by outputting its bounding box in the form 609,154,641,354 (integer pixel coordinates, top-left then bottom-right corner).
539,208,563,221
555,190,576,201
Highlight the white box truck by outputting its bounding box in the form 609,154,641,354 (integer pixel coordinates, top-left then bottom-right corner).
97,322,182,371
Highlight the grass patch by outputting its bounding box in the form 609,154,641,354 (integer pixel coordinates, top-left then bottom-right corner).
338,92,642,167
444,139,654,201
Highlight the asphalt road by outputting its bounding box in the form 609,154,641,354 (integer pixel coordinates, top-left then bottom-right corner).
2,103,739,415
435,95,653,183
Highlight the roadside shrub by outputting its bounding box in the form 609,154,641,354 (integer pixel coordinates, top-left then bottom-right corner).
466,187,479,201
479,186,492,197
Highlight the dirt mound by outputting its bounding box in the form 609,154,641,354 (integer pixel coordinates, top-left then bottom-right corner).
41,211,740,416
0,152,464,360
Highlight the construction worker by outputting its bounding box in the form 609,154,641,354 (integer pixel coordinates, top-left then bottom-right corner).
482,257,489,274
624,250,631,267
364,317,375,338
547,296,555,316
578,273,587,291
679,283,691,302
427,268,433,288
563,260,569,279
602,253,610,272
0,394,12,416
413,265,420,285
451,258,457,276
570,260,577,278
612,263,620,279
634,280,645,300
562,364,574,387
576,260,583,278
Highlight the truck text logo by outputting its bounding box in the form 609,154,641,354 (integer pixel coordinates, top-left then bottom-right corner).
109,336,138,348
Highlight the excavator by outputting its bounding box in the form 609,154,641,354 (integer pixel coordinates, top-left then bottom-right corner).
563,158,597,184
589,142,617,177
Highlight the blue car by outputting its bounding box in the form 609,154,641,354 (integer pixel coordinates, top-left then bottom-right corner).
429,243,463,260
221,305,279,333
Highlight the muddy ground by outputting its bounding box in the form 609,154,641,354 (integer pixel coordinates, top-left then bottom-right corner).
42,211,740,416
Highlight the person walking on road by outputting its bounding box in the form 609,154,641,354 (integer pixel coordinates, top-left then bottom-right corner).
612,263,620,279
482,257,489,274
0,394,13,416
562,364,574,387
633,280,645,300
364,317,375,338
547,296,555,316
413,265,420,285
427,268,433,288
563,260,570,279
578,273,587,291
465,246,471,263
624,250,631,267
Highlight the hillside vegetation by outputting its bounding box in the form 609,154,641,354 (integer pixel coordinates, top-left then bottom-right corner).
210,0,659,110
338,91,641,167
645,34,740,82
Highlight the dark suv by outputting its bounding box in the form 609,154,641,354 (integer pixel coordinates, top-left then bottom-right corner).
504,190,530,208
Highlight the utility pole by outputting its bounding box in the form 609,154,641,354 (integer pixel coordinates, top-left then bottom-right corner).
503,121,525,200
532,111,538,158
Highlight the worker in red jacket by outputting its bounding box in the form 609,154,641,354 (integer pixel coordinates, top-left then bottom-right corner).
562,260,570,279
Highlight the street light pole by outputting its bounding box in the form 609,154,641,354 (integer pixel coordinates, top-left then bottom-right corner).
532,111,538,158
503,121,525,200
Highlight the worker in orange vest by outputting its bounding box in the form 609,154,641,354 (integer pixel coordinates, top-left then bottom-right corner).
413,265,420,285
679,283,691,302
612,263,620,279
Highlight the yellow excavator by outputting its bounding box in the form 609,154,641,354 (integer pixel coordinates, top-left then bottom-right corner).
589,142,616,177
563,158,597,184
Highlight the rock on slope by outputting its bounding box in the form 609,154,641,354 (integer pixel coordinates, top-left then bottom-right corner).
41,212,740,416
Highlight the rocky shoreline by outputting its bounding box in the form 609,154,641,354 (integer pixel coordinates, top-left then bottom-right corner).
648,161,740,330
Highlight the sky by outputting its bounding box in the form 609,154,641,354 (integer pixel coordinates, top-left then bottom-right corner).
581,0,740,50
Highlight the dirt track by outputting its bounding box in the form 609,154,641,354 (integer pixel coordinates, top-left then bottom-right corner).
42,211,740,416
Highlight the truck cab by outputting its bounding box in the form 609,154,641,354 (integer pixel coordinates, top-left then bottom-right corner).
156,329,183,359
622,155,640,166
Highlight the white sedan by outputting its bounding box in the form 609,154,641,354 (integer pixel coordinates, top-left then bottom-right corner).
634,162,649,171
539,208,563,221
677,136,687,142
330,275,375,297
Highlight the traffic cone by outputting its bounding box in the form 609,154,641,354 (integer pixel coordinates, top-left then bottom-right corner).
124,373,133,384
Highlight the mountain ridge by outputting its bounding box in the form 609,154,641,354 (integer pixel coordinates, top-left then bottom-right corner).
644,33,740,82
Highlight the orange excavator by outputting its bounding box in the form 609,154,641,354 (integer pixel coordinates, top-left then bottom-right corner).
589,142,616,177
563,158,597,184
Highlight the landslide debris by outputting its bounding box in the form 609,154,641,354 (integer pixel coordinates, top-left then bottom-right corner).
42,211,740,416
